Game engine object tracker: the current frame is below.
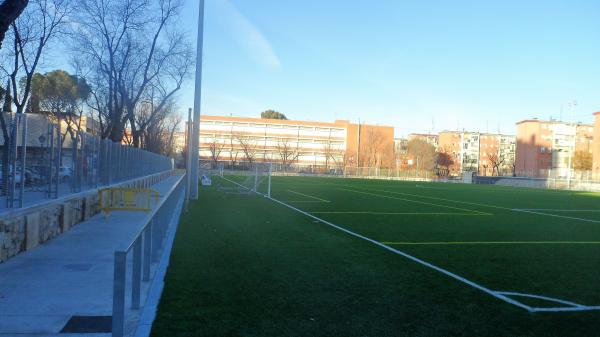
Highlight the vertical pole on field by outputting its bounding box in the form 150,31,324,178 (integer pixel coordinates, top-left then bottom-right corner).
254,165,258,192
185,108,192,212
190,0,205,200
267,162,272,198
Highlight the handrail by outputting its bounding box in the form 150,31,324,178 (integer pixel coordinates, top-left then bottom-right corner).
112,173,185,337
119,174,184,253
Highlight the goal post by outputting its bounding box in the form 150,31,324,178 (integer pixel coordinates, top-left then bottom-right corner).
217,162,272,197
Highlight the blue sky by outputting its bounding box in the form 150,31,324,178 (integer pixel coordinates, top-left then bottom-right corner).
58,0,600,136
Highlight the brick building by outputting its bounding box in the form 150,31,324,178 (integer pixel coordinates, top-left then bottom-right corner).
515,119,594,178
197,115,395,169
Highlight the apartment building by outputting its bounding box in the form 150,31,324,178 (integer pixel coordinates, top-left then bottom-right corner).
438,131,516,176
407,133,439,148
515,119,594,178
198,115,395,168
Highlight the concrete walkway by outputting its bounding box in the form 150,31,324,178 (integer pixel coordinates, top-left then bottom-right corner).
0,174,184,337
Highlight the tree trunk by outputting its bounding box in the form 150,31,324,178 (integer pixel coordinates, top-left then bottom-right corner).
0,0,29,49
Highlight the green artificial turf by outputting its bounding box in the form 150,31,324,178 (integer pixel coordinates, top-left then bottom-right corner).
151,176,600,337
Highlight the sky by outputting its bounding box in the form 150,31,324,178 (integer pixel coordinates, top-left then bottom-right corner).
50,0,600,137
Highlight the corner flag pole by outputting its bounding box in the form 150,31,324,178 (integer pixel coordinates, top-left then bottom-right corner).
190,0,205,200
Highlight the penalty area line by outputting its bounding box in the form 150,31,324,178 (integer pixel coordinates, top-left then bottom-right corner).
264,196,533,312
512,209,600,224
310,211,491,216
220,176,600,313
338,188,492,215
286,190,330,203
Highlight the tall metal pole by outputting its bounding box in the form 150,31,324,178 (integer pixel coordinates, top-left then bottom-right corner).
185,108,192,212
190,0,205,200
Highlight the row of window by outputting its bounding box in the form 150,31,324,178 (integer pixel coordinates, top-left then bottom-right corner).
201,120,345,133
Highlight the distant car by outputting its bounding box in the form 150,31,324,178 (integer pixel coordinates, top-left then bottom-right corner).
59,167,73,183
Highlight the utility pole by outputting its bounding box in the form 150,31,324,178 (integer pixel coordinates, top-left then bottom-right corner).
190,0,205,200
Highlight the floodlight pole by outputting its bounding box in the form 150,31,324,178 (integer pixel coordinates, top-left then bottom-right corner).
185,108,192,212
190,0,205,200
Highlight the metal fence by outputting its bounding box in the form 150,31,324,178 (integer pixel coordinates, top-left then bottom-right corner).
112,173,185,337
202,160,438,181
204,160,600,192
474,175,600,192
0,113,174,210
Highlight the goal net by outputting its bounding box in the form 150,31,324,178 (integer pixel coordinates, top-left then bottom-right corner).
218,162,272,197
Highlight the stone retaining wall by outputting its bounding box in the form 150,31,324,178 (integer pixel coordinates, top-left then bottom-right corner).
0,170,174,263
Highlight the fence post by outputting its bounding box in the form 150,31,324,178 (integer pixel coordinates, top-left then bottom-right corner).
267,163,272,198
112,251,127,337
143,224,152,281
131,238,142,309
152,217,161,263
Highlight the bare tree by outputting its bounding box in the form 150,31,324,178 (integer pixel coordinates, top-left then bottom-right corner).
0,0,29,49
407,139,436,172
1,0,71,116
0,0,71,193
323,139,344,170
488,152,505,176
277,138,299,171
72,0,192,144
360,128,385,167
143,108,181,156
234,133,258,164
207,135,225,166
228,133,240,166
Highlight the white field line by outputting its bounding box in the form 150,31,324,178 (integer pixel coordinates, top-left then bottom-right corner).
311,211,490,216
519,209,600,212
512,209,600,224
281,200,329,203
495,292,600,312
382,241,600,245
323,182,600,224
218,176,600,313
338,188,492,215
495,291,584,308
286,190,330,203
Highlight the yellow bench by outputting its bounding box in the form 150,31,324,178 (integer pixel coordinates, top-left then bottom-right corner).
98,188,159,216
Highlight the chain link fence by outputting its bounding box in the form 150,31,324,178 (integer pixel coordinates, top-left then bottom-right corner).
0,113,173,210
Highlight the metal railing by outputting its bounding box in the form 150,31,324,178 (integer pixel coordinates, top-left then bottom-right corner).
0,112,174,210
112,174,185,337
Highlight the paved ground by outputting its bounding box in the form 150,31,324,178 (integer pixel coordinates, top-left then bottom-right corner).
0,174,183,337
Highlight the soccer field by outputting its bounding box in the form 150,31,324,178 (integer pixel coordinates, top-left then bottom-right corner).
151,175,600,336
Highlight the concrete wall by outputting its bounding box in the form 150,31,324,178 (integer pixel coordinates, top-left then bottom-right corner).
0,170,173,263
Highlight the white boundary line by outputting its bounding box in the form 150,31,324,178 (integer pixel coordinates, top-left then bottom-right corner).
325,182,600,225
219,176,600,313
338,187,492,215
512,209,600,224
286,189,330,202
519,209,600,212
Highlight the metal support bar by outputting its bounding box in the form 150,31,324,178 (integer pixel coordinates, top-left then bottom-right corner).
132,238,142,309
143,225,152,281
112,251,127,337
